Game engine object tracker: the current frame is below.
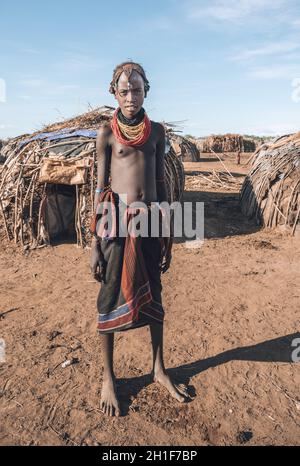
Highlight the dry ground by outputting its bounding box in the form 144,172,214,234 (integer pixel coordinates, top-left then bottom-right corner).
0,152,299,446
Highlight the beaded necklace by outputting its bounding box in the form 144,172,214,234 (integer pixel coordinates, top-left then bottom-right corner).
111,107,151,147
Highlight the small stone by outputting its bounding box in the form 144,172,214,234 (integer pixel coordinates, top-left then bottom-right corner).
48,330,62,341
236,430,253,444
61,357,79,368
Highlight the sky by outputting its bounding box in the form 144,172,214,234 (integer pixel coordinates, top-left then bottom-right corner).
0,0,300,139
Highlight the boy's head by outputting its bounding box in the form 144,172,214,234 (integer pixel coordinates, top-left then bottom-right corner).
109,62,150,119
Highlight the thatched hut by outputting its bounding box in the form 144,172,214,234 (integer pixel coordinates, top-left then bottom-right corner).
167,131,200,162
0,139,7,164
243,137,256,153
201,133,255,153
0,107,185,249
240,132,300,234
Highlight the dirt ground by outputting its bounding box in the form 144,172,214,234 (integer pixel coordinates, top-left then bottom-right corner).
0,152,299,446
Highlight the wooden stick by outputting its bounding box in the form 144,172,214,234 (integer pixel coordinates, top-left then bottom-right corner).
210,148,234,178
36,184,47,245
19,184,24,246
285,180,299,226
212,169,226,187
77,186,83,247
0,196,11,240
75,185,80,246
29,172,38,242
14,167,24,243
292,204,300,235
90,153,95,213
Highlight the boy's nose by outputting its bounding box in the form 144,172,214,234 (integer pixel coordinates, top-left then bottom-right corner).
125,90,136,101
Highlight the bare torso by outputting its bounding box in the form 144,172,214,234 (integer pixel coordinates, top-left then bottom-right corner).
97,121,165,206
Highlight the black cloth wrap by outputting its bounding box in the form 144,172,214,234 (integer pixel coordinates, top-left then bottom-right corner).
117,107,145,126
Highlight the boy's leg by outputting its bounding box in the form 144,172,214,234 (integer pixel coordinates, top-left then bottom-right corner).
100,332,121,416
150,322,189,402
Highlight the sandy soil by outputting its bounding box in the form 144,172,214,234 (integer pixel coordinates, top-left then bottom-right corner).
0,152,299,446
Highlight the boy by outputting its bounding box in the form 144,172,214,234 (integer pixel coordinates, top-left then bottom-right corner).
91,62,189,416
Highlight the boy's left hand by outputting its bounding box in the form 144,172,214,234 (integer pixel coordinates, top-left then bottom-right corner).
160,253,172,273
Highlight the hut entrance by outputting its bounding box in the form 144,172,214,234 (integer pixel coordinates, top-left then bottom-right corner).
44,184,77,243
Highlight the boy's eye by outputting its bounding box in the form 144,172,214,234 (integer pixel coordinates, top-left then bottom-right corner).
118,89,143,97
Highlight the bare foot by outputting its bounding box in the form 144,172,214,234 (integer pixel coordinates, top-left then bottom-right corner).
153,370,190,402
100,376,121,416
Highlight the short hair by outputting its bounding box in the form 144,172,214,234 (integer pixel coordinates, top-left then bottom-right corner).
109,61,150,97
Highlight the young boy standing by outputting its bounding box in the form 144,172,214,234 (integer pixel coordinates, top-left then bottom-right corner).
91,62,189,416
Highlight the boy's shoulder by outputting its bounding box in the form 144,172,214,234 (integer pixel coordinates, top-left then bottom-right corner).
150,120,165,138
150,120,165,130
98,121,113,135
96,122,113,143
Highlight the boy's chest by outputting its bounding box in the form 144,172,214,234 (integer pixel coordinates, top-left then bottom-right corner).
112,138,157,160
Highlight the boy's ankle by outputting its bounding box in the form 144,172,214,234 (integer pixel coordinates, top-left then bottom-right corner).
102,372,116,383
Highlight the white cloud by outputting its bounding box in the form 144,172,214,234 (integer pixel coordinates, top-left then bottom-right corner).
21,48,41,55
17,95,31,100
45,84,80,96
142,17,173,31
18,76,81,95
231,41,300,61
54,55,106,72
187,0,285,21
248,64,300,79
241,123,299,136
19,78,44,87
0,124,16,130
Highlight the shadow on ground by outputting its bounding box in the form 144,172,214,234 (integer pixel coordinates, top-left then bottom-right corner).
116,333,300,415
173,190,260,244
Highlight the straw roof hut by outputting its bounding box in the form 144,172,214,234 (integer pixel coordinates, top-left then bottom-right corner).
201,133,256,153
240,132,300,234
0,107,185,249
0,139,7,163
167,131,200,162
243,137,256,153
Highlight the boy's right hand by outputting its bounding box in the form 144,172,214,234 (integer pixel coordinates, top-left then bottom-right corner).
90,238,107,283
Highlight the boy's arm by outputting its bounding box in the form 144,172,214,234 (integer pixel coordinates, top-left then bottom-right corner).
94,124,112,210
90,125,111,282
155,123,173,273
155,123,168,203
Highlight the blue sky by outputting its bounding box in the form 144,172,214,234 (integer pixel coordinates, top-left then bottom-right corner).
1,0,300,139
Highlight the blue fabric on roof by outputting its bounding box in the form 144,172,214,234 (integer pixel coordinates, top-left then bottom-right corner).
18,129,98,149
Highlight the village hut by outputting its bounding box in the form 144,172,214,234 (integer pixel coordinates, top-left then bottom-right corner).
167,130,200,162
240,132,300,235
243,137,256,153
0,107,185,249
0,139,7,164
201,133,255,153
